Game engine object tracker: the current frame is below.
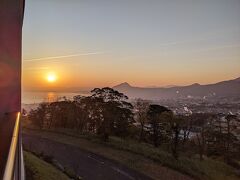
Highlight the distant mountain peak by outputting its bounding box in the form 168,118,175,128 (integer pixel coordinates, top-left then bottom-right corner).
114,82,131,88
190,83,201,86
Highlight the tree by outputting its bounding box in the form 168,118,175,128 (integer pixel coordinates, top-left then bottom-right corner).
73,96,97,133
47,100,77,129
225,115,239,162
207,114,240,162
168,115,181,160
180,115,193,148
91,87,134,141
147,104,172,147
134,99,150,142
191,113,212,160
91,87,128,102
28,102,48,129
22,108,27,116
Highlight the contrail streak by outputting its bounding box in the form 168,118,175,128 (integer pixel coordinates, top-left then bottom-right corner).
24,52,104,62
24,67,49,70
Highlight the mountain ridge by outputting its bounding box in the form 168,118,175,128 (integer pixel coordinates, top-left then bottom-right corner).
113,77,240,100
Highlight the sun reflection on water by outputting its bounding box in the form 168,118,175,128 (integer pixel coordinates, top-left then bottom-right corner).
46,92,57,103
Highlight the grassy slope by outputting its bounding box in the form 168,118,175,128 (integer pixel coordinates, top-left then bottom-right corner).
23,128,239,180
24,151,69,180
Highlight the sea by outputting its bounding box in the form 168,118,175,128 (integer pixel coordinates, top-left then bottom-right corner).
22,91,90,104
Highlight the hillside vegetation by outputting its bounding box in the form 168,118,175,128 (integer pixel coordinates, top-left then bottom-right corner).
24,151,69,180
23,128,239,180
23,87,240,180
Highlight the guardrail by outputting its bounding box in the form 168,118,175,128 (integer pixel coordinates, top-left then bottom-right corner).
3,112,25,180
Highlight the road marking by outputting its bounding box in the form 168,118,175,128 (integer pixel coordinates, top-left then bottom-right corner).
87,155,105,164
111,167,135,180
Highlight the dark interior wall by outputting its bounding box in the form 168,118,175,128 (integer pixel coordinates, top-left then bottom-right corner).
0,0,24,114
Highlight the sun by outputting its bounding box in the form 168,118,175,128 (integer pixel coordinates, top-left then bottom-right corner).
47,73,57,83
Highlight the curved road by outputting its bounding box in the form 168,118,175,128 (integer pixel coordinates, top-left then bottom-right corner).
23,134,152,180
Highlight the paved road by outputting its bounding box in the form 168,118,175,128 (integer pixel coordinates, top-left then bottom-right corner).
0,113,18,179
23,134,152,180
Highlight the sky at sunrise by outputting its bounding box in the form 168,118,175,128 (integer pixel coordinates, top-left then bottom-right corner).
22,0,240,91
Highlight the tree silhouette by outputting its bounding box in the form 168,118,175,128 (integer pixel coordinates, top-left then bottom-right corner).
147,104,171,147
91,87,134,141
28,102,48,129
134,99,150,142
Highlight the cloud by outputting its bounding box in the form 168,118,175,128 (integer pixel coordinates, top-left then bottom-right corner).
24,52,105,62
